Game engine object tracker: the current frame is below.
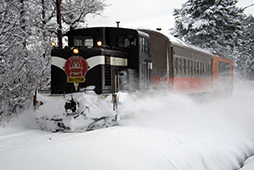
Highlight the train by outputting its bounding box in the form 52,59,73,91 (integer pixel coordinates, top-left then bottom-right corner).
34,27,233,132
140,29,233,94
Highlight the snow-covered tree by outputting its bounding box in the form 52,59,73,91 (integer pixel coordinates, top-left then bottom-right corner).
0,0,43,120
0,0,107,123
61,0,107,30
235,14,254,79
172,0,245,61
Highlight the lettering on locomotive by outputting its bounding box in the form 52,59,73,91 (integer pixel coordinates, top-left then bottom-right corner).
64,56,88,83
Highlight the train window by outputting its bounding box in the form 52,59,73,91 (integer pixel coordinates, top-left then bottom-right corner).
206,65,208,77
209,65,212,77
199,63,203,76
190,61,193,75
174,57,178,75
204,64,207,76
73,36,93,48
207,65,209,77
74,39,82,46
203,63,205,76
207,64,209,77
139,37,148,54
144,38,148,54
200,63,202,76
193,62,196,76
118,35,136,48
178,58,182,74
186,60,189,75
199,63,201,76
202,63,204,75
196,62,199,76
218,61,231,77
139,37,143,53
207,64,210,77
201,63,204,76
0,96,1,113
183,59,186,75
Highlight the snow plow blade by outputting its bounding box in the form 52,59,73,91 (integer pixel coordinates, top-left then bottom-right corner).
36,116,117,132
34,92,119,133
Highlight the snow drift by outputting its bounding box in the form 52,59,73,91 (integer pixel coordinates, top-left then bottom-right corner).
1,81,254,170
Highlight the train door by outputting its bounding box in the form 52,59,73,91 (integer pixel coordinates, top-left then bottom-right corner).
139,60,149,90
139,35,151,90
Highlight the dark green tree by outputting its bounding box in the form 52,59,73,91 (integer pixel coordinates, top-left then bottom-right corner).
236,14,254,79
172,0,245,61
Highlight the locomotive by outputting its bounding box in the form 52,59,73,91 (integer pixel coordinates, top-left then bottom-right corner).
35,27,152,132
34,27,233,132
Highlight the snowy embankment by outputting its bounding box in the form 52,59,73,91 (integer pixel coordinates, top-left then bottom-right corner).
1,81,254,170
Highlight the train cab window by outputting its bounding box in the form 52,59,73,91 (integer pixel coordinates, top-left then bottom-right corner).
178,58,182,74
139,37,149,54
73,36,93,48
144,38,148,54
118,34,136,48
139,38,143,53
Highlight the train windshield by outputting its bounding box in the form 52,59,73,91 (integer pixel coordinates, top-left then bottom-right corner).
117,35,136,48
73,36,93,48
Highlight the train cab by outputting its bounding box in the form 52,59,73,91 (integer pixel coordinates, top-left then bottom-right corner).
51,27,152,94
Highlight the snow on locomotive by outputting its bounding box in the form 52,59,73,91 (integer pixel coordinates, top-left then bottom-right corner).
34,27,233,132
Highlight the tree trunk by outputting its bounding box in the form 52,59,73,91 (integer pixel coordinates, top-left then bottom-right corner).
56,0,62,48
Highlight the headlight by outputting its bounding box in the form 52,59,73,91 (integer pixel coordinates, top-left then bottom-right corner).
73,48,79,54
97,41,102,47
51,42,56,47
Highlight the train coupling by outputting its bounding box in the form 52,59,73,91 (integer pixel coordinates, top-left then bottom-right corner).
64,96,79,116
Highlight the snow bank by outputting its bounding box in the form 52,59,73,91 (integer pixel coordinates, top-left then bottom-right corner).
1,81,254,170
240,155,254,170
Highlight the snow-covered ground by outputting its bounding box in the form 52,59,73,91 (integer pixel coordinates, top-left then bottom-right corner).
1,81,254,170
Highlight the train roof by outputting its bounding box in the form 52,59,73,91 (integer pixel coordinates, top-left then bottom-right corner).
66,27,149,38
139,29,213,57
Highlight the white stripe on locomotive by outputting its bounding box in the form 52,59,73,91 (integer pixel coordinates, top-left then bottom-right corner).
51,56,128,71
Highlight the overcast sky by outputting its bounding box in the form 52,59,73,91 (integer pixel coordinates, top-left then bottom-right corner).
86,0,254,31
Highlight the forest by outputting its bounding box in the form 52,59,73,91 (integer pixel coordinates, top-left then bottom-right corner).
0,0,253,122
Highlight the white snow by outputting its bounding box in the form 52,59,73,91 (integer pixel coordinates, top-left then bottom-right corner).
1,81,254,170
34,90,117,132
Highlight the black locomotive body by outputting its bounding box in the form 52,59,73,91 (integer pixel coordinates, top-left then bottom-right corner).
51,27,152,95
